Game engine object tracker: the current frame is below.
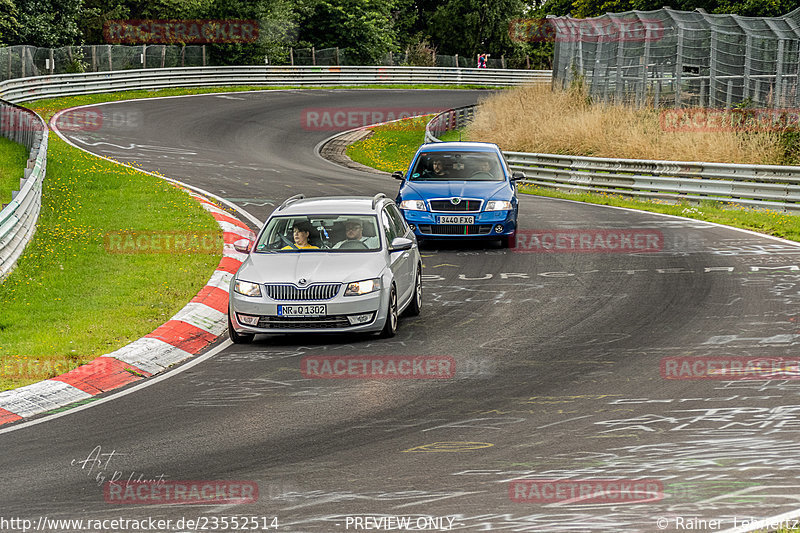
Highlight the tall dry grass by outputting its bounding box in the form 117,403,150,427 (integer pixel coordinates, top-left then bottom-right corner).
467,84,784,165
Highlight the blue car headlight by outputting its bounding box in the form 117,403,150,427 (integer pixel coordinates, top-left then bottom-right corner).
485,200,513,211
399,200,427,211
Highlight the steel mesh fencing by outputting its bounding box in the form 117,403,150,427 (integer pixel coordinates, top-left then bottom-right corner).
0,44,207,80
550,7,800,108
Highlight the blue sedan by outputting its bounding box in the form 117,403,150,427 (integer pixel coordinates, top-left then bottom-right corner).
393,142,524,247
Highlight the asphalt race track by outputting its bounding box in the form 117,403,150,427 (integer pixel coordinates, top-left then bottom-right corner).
2,89,800,532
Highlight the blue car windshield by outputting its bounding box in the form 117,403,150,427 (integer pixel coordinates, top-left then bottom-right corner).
409,151,504,181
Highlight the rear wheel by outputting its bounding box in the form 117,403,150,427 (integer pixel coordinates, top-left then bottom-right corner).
404,266,422,317
228,312,254,344
380,286,398,338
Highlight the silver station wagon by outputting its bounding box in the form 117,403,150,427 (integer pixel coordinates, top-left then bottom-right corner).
228,194,422,343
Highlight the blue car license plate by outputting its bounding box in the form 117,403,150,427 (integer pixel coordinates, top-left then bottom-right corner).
437,215,474,224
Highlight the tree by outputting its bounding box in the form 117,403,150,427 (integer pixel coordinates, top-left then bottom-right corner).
0,0,18,46
427,0,525,58
204,0,297,66
14,0,84,47
295,0,398,64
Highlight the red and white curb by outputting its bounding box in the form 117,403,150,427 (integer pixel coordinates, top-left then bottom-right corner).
0,187,254,427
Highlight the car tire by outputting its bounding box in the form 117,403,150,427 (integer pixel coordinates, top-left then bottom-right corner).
403,265,422,317
228,312,255,344
380,286,399,338
500,231,516,249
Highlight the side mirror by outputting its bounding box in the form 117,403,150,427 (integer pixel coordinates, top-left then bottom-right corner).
233,238,252,254
392,171,405,180
389,237,414,251
511,171,526,181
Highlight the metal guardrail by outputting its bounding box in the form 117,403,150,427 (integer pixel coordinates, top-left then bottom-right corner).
0,102,47,279
0,65,552,104
426,106,800,213
0,65,551,281
424,105,476,143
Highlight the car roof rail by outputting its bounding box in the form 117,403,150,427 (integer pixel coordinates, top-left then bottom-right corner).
278,194,305,211
372,193,388,209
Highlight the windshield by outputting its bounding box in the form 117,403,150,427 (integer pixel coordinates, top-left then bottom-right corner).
409,151,505,181
255,215,382,252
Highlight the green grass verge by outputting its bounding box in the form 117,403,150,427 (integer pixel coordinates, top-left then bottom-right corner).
0,137,32,205
347,118,800,243
0,106,222,391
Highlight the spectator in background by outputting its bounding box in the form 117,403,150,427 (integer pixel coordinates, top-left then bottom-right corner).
478,54,488,68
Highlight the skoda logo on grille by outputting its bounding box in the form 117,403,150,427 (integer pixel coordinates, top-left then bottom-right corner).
298,278,308,285
450,197,462,205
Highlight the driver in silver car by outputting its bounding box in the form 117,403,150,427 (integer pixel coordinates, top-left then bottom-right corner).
333,219,380,249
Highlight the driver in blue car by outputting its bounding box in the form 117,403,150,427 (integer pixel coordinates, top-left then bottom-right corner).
333,219,379,249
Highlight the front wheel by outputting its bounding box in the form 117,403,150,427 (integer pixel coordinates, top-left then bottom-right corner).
500,231,516,249
380,286,398,338
403,266,422,317
228,312,255,344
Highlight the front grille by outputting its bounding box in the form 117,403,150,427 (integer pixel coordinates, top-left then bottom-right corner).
418,224,493,236
258,315,351,329
264,283,340,301
429,199,482,212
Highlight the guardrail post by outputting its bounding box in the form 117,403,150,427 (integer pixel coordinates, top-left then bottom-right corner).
709,31,718,107
675,27,684,107
775,39,785,108
726,80,733,109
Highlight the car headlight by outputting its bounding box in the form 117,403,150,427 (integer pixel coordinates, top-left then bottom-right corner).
485,200,513,211
234,280,262,297
399,200,427,211
344,278,381,296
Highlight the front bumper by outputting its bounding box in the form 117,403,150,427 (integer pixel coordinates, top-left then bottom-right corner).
401,209,517,238
229,288,389,335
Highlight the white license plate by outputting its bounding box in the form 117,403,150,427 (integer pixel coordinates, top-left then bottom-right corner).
278,305,327,317
438,215,474,224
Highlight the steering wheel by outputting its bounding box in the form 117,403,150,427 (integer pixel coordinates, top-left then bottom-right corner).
470,171,494,179
337,240,369,250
